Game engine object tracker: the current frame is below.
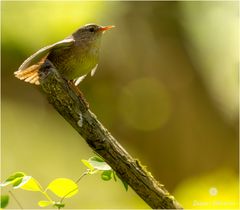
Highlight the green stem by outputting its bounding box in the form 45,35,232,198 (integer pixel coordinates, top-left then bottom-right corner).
75,171,89,184
9,190,24,210
41,191,53,203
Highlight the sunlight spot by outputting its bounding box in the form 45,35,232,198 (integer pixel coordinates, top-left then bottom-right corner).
209,187,218,196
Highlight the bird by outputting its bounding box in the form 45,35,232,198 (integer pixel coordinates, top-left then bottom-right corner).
14,24,115,86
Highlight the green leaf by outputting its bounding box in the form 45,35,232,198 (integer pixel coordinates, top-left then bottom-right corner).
4,172,25,182
1,172,25,187
90,156,105,162
47,178,78,198
81,159,94,171
53,202,65,208
101,170,112,181
120,179,129,191
38,200,53,207
116,174,129,191
112,171,117,182
12,177,24,188
88,157,111,171
0,195,9,209
14,176,42,192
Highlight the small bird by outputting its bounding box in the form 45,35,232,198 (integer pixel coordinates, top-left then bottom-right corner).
14,24,114,86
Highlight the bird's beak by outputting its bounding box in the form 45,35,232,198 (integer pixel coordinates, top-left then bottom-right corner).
99,25,115,32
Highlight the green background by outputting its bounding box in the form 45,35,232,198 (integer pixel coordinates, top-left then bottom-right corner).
1,1,239,209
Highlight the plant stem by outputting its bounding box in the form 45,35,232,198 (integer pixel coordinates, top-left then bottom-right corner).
41,191,53,203
75,171,89,184
9,190,23,210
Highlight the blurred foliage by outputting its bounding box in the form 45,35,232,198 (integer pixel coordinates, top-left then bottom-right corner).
179,1,238,122
0,195,9,209
1,1,238,209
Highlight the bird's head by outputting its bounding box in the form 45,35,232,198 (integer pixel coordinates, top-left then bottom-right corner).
72,24,115,42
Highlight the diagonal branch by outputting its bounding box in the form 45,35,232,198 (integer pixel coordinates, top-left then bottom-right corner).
39,60,183,209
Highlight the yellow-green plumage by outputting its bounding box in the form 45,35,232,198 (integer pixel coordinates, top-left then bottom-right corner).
14,24,114,85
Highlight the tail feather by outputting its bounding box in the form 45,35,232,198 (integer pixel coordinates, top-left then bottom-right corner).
24,72,38,82
14,65,41,85
14,54,48,85
29,75,40,85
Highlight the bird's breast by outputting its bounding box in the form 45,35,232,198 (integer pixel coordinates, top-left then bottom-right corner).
48,42,100,80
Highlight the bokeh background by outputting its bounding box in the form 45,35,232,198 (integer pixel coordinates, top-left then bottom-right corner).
1,1,239,209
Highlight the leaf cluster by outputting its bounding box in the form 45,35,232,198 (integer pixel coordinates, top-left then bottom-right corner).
81,156,128,190
0,156,128,209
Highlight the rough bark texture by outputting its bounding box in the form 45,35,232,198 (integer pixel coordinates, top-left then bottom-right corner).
39,60,183,209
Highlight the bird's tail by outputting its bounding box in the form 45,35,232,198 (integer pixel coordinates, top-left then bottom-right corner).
14,64,41,85
14,54,48,85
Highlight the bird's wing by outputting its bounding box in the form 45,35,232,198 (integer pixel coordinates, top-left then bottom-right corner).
14,37,75,85
17,37,74,71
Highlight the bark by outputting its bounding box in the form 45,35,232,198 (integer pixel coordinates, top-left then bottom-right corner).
39,60,183,209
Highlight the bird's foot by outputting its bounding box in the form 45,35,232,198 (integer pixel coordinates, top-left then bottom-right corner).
68,80,89,109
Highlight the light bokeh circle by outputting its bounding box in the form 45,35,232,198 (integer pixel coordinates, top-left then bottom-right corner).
118,77,172,131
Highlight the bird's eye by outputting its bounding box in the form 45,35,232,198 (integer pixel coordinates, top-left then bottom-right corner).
89,27,95,32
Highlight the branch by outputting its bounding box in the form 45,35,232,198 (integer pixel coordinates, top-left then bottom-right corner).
39,60,183,209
